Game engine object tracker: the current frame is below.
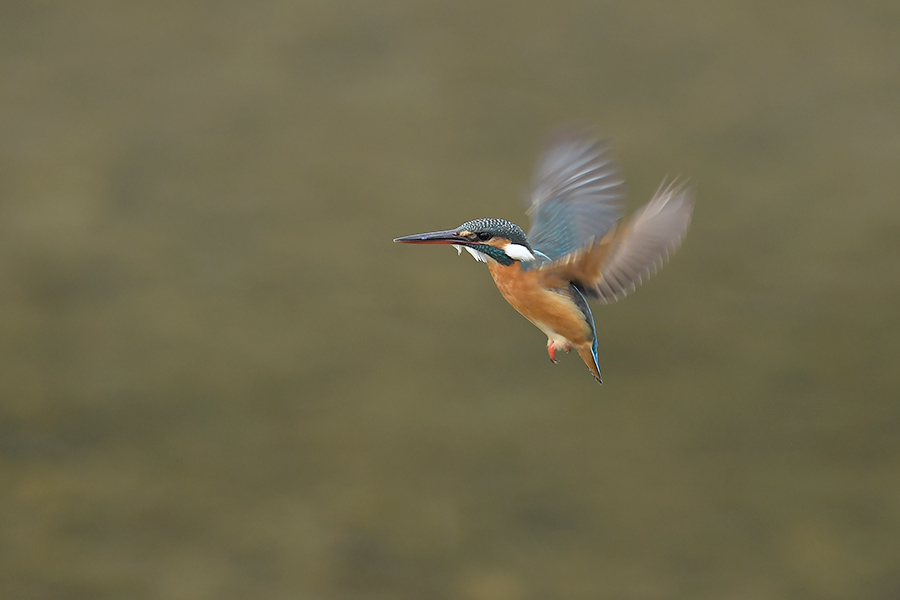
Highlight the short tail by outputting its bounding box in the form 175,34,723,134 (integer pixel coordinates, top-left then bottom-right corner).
576,340,602,384
570,284,603,384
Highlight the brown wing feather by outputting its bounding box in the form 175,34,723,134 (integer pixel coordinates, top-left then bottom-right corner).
539,180,693,302
541,226,618,288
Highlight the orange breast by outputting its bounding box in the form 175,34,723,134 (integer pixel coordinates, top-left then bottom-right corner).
486,262,592,344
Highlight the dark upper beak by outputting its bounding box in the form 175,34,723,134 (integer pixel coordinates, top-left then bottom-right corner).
393,229,468,245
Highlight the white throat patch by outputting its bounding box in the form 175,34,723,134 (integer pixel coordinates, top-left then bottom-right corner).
452,243,535,264
453,244,489,263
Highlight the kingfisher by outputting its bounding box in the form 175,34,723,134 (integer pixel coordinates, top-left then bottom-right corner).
394,130,693,383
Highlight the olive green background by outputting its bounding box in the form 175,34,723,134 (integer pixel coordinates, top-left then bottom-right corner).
2,1,899,598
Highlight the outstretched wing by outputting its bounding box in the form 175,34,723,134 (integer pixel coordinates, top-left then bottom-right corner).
553,181,693,303
526,131,625,263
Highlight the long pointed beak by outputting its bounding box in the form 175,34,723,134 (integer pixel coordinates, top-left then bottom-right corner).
393,229,467,245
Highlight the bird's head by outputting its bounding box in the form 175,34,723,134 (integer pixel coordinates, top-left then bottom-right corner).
394,218,536,266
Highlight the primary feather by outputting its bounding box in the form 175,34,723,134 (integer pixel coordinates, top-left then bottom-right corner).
527,132,625,263
527,131,693,302
589,180,692,302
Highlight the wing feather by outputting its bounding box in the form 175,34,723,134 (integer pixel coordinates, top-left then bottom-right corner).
527,131,625,263
539,180,692,302
589,181,693,303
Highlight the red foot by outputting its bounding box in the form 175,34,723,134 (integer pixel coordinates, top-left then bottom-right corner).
547,342,571,365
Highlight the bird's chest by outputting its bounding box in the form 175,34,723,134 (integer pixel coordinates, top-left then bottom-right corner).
486,263,589,340
487,262,545,313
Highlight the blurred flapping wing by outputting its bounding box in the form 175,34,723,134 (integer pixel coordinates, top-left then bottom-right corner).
584,181,693,303
527,132,625,263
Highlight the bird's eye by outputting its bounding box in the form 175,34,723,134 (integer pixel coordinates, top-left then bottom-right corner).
474,232,493,242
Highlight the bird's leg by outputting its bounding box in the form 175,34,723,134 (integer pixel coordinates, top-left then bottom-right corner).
546,340,571,364
547,341,558,364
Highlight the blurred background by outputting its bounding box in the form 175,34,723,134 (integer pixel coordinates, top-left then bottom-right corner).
2,1,899,598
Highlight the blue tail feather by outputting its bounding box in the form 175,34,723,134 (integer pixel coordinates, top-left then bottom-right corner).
569,284,603,383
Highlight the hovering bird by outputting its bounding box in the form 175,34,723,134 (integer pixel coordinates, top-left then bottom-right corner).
394,131,693,383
